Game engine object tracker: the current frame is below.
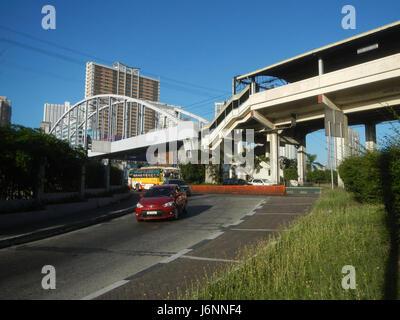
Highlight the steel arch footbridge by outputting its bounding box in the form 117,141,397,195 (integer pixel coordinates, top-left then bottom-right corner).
49,94,208,158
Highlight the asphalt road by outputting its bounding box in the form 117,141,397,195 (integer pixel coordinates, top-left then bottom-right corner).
0,193,265,300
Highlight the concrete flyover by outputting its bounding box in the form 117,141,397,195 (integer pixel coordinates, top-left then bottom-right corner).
201,20,400,186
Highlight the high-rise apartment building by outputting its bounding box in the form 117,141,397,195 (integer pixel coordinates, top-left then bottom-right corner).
280,144,297,160
40,101,84,147
85,62,160,139
0,96,11,127
330,128,361,169
41,101,71,132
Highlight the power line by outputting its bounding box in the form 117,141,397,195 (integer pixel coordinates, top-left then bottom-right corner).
0,25,112,64
0,25,230,102
143,71,229,94
0,37,85,66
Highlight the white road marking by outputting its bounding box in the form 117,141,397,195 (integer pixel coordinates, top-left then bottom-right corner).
207,231,224,240
160,248,192,264
180,255,239,263
223,219,244,228
81,280,130,300
255,212,302,215
230,228,281,232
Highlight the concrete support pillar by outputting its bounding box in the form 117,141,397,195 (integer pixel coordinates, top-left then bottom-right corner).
264,135,271,178
250,78,257,95
318,57,324,75
265,137,270,159
234,133,246,180
297,136,306,186
205,165,216,184
365,122,377,151
229,166,235,178
268,132,280,185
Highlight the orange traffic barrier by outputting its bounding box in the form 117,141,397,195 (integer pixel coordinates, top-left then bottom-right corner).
189,185,286,196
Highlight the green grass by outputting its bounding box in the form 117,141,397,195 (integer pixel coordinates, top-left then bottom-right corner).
183,189,391,300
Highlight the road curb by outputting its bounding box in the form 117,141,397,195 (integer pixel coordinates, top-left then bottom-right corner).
0,204,136,250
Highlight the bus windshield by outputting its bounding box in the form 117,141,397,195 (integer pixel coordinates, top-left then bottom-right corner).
129,169,162,178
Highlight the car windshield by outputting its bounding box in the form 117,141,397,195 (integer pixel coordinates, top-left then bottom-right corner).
144,187,174,198
253,180,262,183
166,179,186,185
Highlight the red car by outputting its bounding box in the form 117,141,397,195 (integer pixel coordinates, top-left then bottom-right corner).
135,184,188,221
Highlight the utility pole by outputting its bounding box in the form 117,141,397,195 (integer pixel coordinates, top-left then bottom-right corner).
328,121,334,189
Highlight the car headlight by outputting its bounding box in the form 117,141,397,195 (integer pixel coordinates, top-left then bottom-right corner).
136,203,143,208
162,201,174,207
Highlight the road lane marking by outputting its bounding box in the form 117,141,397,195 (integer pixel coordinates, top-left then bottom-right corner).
81,280,130,300
180,255,239,263
207,231,224,240
264,203,311,206
254,212,303,215
223,219,244,228
230,228,282,232
160,248,192,264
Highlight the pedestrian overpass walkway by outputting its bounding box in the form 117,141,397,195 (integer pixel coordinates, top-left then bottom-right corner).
202,52,400,151
88,120,200,159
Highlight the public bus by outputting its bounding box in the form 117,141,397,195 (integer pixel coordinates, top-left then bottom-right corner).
128,166,181,191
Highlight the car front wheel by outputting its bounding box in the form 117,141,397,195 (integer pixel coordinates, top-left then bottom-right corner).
173,207,179,220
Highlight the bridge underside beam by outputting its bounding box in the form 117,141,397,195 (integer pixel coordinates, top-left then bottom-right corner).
250,110,275,130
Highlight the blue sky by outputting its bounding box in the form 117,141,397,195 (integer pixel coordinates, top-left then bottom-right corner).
0,0,399,165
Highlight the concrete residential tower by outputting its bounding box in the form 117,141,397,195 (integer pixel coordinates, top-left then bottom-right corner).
85,62,160,139
0,96,11,126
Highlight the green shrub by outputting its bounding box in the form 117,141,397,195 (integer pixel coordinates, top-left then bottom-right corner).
179,162,205,184
338,152,382,203
283,168,298,181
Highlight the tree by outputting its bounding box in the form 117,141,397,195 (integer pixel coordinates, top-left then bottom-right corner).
283,168,298,181
306,153,318,172
178,162,205,184
0,124,86,200
280,157,297,170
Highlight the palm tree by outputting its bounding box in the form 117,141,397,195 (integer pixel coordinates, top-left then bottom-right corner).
306,153,318,172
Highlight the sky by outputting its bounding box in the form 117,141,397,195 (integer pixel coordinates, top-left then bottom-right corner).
0,0,399,165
